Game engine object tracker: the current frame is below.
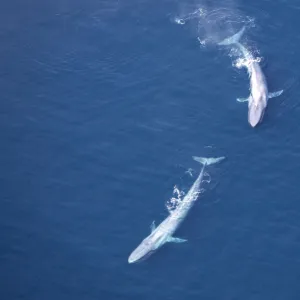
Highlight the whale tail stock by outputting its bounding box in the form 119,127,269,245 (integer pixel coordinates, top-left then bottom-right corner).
218,26,245,46
192,156,225,166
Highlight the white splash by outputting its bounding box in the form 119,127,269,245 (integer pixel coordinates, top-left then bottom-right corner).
174,18,185,25
185,168,194,177
166,185,185,213
233,56,262,69
197,37,207,46
174,8,206,26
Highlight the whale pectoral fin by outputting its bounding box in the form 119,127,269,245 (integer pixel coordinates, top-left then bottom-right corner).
237,96,249,102
167,236,187,243
268,90,283,99
150,221,156,233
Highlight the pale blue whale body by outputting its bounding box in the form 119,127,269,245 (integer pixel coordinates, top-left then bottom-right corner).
218,27,283,127
128,156,225,264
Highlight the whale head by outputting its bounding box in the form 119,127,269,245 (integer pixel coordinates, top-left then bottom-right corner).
248,95,267,127
128,237,155,264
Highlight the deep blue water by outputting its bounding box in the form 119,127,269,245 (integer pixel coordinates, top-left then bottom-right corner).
1,0,300,299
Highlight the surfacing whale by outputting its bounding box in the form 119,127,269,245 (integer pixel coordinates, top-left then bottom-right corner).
218,26,283,127
128,156,225,264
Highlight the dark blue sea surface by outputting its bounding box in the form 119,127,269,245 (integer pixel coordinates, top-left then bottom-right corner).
1,0,300,299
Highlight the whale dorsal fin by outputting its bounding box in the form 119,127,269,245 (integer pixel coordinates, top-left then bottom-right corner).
150,221,156,233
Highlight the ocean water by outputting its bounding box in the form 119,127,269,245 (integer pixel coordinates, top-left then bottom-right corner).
1,0,300,299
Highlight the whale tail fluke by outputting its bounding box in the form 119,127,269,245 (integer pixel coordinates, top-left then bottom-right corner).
218,26,245,46
192,156,225,166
